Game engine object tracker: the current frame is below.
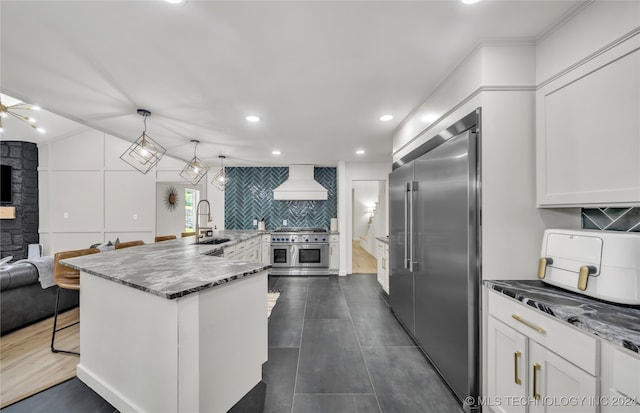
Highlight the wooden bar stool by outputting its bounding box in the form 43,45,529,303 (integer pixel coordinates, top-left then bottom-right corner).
51,248,100,356
115,240,144,250
181,232,196,238
155,235,176,242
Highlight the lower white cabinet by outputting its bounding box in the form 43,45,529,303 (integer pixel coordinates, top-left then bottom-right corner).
600,340,640,413
487,316,527,413
376,240,389,293
329,234,339,275
487,290,599,413
224,236,261,262
260,234,271,265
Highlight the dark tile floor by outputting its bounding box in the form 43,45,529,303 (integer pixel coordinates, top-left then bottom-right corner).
1,274,463,413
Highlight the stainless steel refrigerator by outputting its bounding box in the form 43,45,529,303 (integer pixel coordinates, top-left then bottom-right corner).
390,109,481,412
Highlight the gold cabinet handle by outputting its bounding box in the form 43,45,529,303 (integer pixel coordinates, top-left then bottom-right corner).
533,363,541,399
514,351,522,385
538,257,553,279
578,265,596,291
512,314,545,334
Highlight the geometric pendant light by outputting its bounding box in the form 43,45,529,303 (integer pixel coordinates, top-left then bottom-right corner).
211,155,229,191
180,139,209,185
120,109,166,174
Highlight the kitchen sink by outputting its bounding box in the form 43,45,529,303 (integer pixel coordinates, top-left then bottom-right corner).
192,238,230,245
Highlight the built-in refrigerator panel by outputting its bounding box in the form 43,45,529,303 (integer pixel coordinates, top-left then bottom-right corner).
413,130,479,403
389,163,415,334
389,109,481,412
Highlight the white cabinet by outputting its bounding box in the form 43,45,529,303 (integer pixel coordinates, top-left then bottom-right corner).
225,237,261,262
487,290,599,413
600,340,640,413
329,234,339,275
528,341,598,413
536,33,640,207
376,240,389,294
487,317,527,413
260,234,271,265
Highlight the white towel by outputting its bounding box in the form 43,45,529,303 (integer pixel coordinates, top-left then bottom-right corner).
15,256,55,289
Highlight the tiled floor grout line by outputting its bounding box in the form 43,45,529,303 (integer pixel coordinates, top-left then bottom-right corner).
289,278,310,413
341,282,385,413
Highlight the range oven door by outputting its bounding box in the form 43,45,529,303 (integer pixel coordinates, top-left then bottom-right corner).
291,244,329,268
270,245,291,268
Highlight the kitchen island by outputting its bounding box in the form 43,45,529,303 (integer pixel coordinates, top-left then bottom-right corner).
61,232,270,413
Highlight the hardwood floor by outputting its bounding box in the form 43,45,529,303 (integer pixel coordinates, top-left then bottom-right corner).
352,241,377,274
0,308,80,408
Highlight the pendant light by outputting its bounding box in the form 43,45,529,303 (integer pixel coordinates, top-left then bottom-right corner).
180,139,209,185
212,155,229,191
120,109,166,174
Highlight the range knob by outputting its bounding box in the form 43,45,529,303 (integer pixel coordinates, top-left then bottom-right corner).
322,238,326,242
285,238,289,241
272,238,276,241
314,237,318,241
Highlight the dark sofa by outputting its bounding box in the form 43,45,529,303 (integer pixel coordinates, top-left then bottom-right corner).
0,262,78,335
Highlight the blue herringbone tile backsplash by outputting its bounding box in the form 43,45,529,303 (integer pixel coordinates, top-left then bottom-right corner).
582,207,640,232
225,167,337,230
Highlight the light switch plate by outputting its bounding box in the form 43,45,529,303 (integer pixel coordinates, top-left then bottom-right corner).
283,219,287,226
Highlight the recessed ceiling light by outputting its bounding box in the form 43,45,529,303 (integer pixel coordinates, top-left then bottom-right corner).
246,115,260,123
461,0,481,4
32,105,41,111
356,149,365,155
379,115,393,122
36,127,46,134
272,150,281,155
165,0,185,4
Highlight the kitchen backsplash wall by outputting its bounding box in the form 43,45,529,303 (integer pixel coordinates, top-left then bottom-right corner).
582,207,640,232
225,167,337,230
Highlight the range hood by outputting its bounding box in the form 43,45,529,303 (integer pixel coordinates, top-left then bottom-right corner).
273,165,328,200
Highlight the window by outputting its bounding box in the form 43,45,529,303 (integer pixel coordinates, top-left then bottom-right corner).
184,188,200,232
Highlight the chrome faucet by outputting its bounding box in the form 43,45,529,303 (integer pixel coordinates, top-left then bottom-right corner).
195,199,212,244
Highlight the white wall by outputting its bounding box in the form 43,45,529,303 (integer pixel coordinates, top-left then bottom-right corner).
39,129,211,255
536,1,640,86
391,41,580,282
156,182,205,238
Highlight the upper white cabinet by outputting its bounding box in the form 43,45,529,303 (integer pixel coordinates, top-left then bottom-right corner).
536,33,640,207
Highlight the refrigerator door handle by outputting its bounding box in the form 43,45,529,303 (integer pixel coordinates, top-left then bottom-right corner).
408,181,416,272
404,182,409,269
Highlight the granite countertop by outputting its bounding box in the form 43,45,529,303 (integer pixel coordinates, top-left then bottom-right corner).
484,280,640,354
61,231,269,300
375,236,389,243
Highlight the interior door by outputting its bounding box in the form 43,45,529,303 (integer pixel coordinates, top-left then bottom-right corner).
389,163,415,334
413,130,478,402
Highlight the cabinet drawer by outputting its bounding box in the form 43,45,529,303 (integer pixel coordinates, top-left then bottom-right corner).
261,234,271,243
224,245,236,258
246,237,259,248
611,347,640,404
329,234,339,243
236,241,247,251
488,290,599,375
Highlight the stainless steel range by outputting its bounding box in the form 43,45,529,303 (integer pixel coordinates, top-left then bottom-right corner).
270,227,329,276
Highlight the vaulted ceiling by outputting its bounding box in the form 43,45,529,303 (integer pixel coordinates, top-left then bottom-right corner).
1,1,581,166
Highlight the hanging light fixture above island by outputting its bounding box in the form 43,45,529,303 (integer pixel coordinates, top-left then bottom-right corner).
180,139,209,185
120,109,166,174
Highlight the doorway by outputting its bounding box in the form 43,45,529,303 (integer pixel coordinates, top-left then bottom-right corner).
351,180,385,274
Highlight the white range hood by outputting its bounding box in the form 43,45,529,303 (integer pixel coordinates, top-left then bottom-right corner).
273,165,328,200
